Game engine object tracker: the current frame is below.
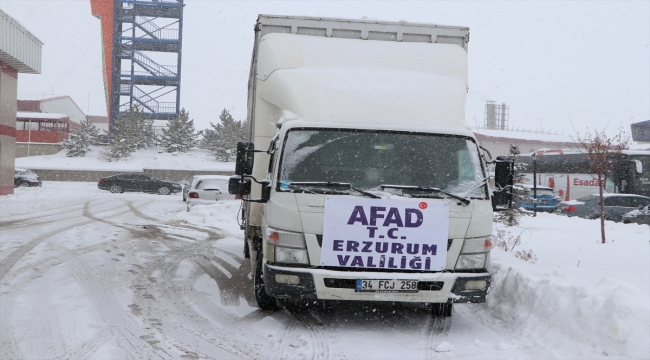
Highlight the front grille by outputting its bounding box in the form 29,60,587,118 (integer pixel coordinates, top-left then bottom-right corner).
323,278,444,291
315,235,453,250
324,278,355,289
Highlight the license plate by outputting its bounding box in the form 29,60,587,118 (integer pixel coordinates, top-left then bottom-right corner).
356,279,419,293
539,200,550,205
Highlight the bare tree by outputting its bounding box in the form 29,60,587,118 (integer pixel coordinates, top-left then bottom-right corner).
572,127,630,243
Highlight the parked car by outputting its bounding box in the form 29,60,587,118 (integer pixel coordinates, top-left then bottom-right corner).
182,175,202,202
186,175,234,211
14,168,42,187
557,193,650,222
514,185,561,212
622,205,650,225
97,173,182,195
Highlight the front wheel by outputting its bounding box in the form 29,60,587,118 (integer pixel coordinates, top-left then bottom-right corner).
254,251,278,311
109,185,123,193
18,182,30,187
158,186,171,195
431,303,453,317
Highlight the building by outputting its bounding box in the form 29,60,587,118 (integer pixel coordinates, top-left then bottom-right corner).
87,115,108,133
0,9,42,195
631,120,650,144
473,128,577,158
15,95,89,156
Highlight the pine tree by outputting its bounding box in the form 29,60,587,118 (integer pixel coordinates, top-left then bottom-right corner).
127,105,156,149
205,109,247,161
160,108,198,153
63,130,89,157
82,117,101,146
62,117,102,157
101,109,139,161
495,143,529,226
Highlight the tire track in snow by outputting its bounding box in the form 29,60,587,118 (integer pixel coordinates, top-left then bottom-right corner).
123,229,250,359
1,199,169,359
57,244,171,359
0,200,125,280
425,314,452,360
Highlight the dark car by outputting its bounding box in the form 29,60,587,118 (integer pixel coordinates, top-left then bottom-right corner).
98,173,182,195
557,194,650,222
514,185,561,212
622,205,650,225
14,168,42,187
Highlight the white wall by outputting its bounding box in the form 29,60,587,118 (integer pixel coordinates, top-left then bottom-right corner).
41,97,85,124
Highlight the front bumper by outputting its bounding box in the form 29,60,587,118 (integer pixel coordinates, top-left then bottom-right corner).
263,264,490,304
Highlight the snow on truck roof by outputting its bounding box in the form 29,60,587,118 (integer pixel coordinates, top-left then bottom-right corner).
256,33,469,133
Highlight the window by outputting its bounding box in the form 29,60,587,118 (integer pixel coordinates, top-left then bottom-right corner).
605,197,631,207
195,179,225,191
630,197,650,207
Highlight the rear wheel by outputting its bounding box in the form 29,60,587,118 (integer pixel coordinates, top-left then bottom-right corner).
109,185,123,193
18,182,30,187
431,303,453,317
254,251,278,311
158,186,171,195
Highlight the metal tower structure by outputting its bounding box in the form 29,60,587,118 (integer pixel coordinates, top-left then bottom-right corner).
484,101,509,130
91,0,183,138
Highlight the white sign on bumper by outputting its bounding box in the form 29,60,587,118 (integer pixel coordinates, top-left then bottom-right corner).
321,197,449,271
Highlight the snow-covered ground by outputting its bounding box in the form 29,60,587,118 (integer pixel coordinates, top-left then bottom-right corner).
1,182,648,359
15,146,235,171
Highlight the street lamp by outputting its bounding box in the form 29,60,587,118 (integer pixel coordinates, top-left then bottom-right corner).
532,152,537,217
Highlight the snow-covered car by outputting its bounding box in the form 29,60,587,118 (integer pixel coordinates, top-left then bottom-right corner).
622,205,650,225
97,173,182,195
557,193,650,222
14,168,42,187
186,175,234,211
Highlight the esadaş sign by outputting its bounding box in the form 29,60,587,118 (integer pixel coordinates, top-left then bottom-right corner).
320,197,449,271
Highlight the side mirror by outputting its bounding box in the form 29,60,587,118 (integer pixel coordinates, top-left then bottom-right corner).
235,141,254,175
228,176,251,195
494,156,514,189
492,156,515,208
634,160,643,174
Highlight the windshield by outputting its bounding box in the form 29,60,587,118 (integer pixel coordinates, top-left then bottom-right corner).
195,179,226,191
529,189,555,197
278,129,487,198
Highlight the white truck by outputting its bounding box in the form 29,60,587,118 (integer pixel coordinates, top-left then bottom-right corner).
229,15,511,316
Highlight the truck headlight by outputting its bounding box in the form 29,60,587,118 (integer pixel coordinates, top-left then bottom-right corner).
455,253,487,270
265,227,306,249
275,247,309,264
461,236,495,253
265,227,309,264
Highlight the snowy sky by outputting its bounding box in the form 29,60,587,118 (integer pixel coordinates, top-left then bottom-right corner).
2,0,648,137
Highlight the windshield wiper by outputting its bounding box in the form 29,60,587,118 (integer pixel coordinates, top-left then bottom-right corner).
380,185,470,205
287,182,381,199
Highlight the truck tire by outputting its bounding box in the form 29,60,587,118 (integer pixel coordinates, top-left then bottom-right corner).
431,303,453,317
254,251,278,311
